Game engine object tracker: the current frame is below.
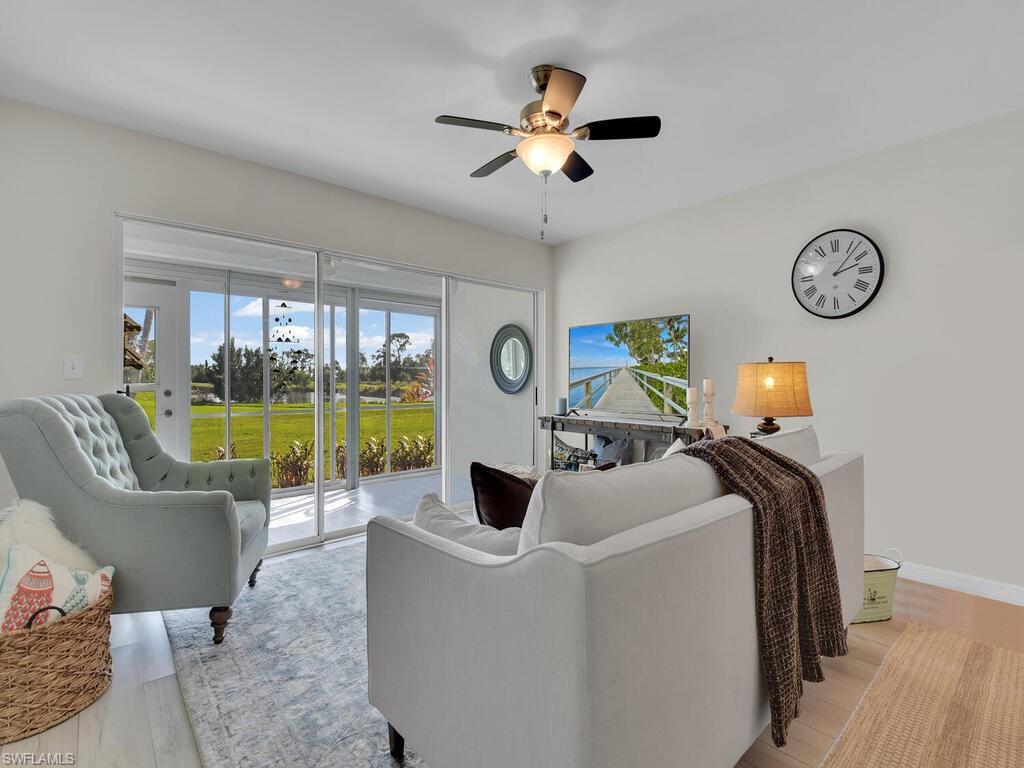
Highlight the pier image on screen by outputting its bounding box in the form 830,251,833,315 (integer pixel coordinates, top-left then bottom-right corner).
568,314,689,415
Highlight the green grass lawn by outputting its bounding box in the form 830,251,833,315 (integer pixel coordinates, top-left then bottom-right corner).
133,391,435,468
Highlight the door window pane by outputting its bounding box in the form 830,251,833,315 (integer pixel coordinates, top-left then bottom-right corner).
358,308,387,477
389,312,436,471
228,295,265,460
189,290,225,461
268,297,316,489
325,305,347,484
123,306,157,385
123,306,157,429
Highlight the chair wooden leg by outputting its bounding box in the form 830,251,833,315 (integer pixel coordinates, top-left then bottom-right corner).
388,723,405,760
209,606,232,644
248,558,263,587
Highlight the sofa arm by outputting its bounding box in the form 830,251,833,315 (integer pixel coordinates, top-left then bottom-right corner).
154,457,272,521
66,478,243,612
366,517,589,768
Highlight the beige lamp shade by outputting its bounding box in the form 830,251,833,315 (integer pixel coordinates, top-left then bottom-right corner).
733,359,813,419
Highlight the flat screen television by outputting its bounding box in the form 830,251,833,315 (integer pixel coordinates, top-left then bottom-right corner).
568,314,689,416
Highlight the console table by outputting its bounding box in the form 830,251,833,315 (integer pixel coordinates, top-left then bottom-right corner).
539,412,727,470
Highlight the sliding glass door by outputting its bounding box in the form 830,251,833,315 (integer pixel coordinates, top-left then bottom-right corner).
122,220,448,553
356,302,438,477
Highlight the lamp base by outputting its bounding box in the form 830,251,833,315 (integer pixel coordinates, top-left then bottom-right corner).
756,417,781,435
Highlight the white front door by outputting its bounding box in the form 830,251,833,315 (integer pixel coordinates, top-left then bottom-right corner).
123,281,183,457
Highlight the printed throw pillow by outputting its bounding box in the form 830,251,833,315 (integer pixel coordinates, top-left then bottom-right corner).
0,543,114,632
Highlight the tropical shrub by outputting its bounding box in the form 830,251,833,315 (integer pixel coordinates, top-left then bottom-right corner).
391,435,435,471
271,440,315,488
334,441,347,480
216,443,239,460
359,437,387,476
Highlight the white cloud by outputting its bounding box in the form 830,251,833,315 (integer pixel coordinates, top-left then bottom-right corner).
236,299,315,318
234,298,262,317
359,333,385,353
270,324,314,345
270,300,314,314
403,331,434,355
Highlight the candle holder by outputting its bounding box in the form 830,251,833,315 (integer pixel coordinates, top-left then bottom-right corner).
700,379,719,428
686,387,698,425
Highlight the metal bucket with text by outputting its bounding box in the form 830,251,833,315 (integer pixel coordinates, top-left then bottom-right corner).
852,548,902,624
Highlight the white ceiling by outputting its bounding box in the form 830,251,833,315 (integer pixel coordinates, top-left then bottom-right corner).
3,1,1023,245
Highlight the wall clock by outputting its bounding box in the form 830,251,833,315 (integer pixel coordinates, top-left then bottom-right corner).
791,229,884,319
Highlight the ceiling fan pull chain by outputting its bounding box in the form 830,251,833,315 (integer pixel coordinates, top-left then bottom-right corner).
540,174,548,240
539,172,549,241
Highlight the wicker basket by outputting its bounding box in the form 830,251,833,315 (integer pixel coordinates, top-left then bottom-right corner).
0,589,113,744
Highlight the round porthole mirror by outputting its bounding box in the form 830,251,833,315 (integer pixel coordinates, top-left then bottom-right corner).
490,324,533,394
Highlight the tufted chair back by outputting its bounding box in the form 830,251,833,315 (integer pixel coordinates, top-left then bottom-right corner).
37,394,140,490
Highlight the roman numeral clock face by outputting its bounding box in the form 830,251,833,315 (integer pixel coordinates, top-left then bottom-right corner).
791,229,884,318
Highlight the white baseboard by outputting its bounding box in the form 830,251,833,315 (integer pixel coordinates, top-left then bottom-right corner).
899,561,1024,607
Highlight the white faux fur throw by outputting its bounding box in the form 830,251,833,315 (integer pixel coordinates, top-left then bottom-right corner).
0,499,99,571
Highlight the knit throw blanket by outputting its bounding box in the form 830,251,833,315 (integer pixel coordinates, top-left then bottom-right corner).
683,436,848,746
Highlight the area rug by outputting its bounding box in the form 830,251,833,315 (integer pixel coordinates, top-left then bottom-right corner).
821,623,1024,767
163,542,427,767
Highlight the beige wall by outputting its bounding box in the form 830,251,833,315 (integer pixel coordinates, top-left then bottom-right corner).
0,98,552,501
554,111,1024,588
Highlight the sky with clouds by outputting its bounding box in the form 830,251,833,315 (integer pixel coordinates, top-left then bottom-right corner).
569,322,635,370
569,316,689,370
188,291,434,365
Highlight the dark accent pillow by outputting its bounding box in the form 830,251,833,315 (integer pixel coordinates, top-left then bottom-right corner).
470,462,538,530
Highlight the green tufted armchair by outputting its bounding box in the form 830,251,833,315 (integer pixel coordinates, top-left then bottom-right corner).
0,394,270,643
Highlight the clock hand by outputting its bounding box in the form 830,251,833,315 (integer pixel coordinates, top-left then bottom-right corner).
831,253,853,276
834,263,862,276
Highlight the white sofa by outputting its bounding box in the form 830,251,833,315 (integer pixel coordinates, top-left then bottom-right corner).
366,428,864,768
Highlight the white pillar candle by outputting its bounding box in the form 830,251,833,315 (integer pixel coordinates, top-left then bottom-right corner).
686,387,697,408
703,377,715,396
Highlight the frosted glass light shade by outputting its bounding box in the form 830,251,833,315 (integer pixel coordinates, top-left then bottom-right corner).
517,133,575,175
732,360,813,417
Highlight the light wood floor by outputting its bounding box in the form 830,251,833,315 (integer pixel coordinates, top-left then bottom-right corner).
3,571,1021,767
0,610,201,767
736,578,1024,768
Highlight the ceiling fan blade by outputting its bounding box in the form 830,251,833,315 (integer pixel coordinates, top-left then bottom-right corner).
436,115,513,133
573,116,661,141
541,67,586,125
561,151,594,183
470,150,518,178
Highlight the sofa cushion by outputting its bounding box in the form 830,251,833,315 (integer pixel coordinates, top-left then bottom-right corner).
518,454,727,552
414,494,520,556
470,462,538,530
235,500,267,551
756,426,820,466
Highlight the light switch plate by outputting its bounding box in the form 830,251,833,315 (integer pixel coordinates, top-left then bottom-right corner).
63,353,83,380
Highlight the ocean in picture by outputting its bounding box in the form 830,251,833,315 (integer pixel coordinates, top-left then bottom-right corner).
568,366,619,408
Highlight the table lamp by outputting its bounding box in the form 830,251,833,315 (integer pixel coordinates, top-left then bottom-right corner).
732,357,812,434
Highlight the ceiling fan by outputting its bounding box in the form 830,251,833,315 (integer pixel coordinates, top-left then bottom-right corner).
435,64,661,183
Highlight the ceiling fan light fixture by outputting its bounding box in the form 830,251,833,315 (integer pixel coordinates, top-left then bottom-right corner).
516,133,574,176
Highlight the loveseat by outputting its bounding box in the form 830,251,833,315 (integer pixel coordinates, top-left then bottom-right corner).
366,427,863,767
